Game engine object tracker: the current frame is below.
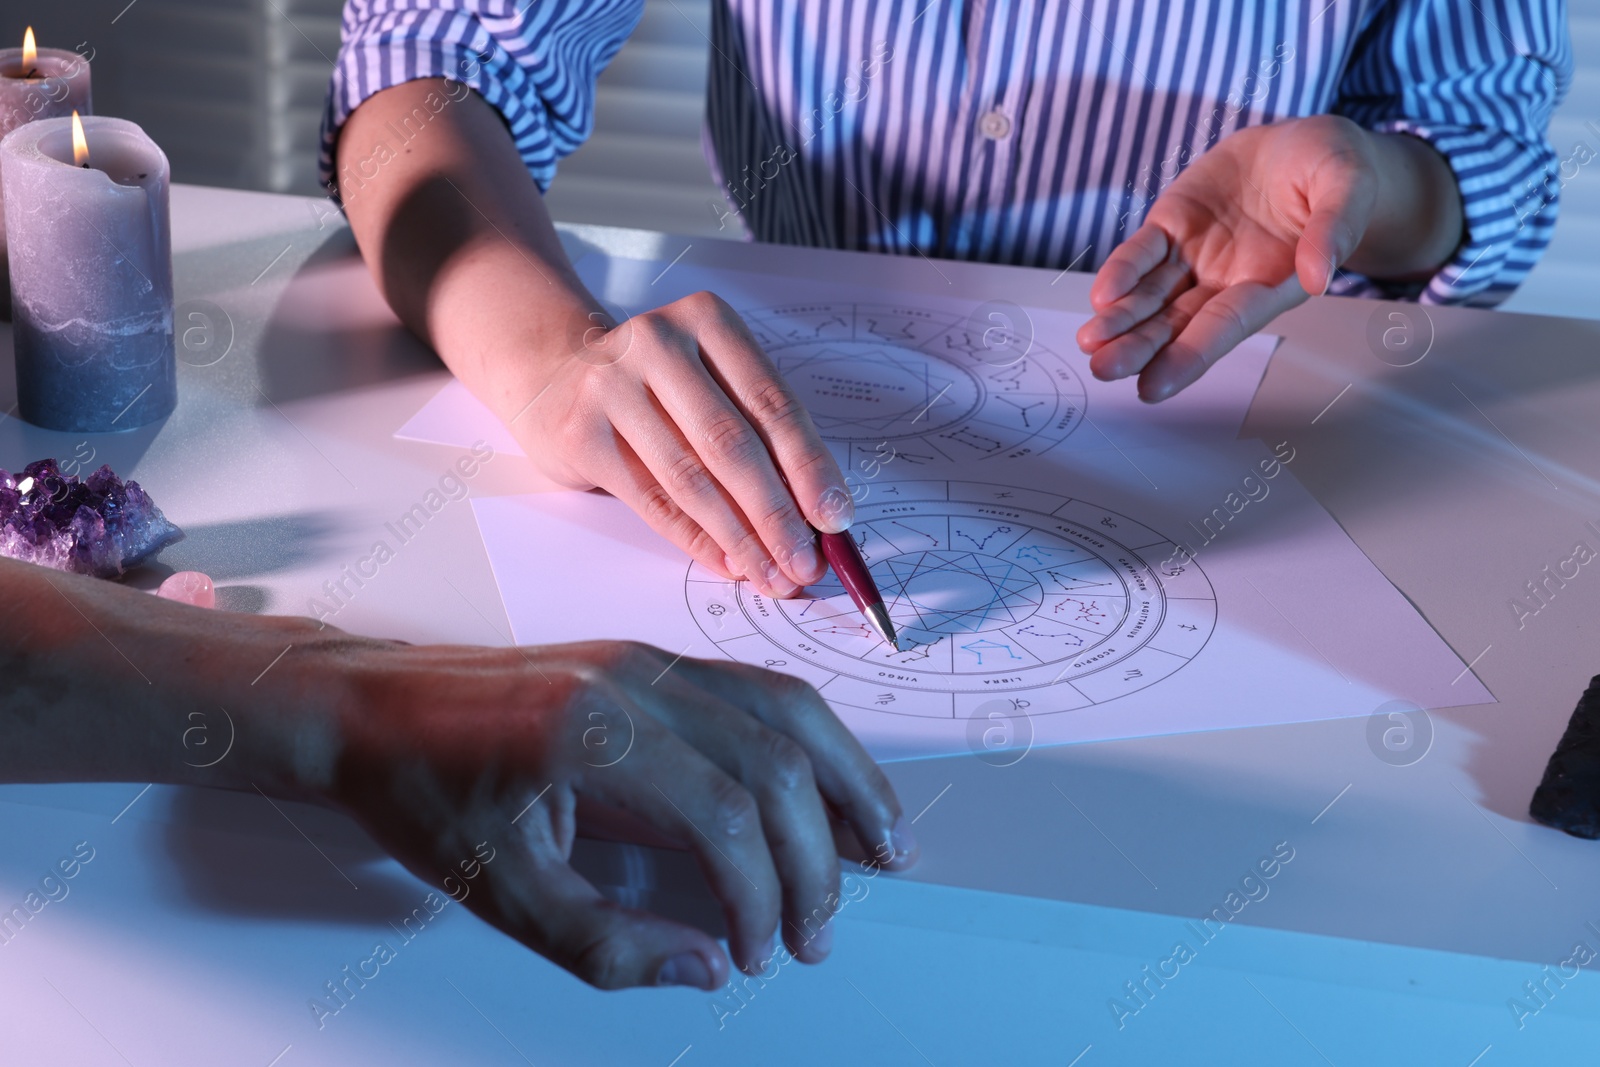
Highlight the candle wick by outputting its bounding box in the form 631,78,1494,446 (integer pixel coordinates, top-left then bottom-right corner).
24,67,37,78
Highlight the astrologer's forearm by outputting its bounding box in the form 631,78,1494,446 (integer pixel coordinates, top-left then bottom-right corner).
0,557,344,797
1345,129,1465,282
335,79,603,427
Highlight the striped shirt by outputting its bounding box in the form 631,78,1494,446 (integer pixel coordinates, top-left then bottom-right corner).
321,1,1571,307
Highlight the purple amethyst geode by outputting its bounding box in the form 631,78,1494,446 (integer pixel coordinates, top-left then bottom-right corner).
0,460,184,579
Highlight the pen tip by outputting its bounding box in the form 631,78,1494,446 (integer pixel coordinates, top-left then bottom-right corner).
865,603,898,650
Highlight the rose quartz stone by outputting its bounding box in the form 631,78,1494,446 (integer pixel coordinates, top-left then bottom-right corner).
157,570,214,608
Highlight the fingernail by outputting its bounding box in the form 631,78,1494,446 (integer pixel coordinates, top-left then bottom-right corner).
657,952,714,989
761,561,799,598
816,486,854,533
746,929,782,973
803,920,834,962
889,815,919,866
796,540,824,582
1321,260,1335,296
724,554,744,579
1142,380,1176,404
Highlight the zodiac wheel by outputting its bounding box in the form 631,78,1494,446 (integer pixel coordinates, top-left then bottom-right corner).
686,481,1217,718
737,302,1087,471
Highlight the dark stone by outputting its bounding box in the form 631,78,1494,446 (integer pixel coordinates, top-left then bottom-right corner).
1530,674,1600,839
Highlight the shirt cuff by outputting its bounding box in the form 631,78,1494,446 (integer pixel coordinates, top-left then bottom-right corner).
318,12,557,201
1328,120,1559,308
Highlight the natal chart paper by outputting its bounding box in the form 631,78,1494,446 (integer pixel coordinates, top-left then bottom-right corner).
682,479,1216,721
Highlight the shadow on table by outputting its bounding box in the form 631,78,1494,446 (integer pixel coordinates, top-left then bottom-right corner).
159,785,727,938
249,214,615,409
1245,307,1600,516
162,788,418,923
155,511,341,581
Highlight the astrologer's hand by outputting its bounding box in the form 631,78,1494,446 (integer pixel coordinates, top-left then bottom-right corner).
335,82,851,600
324,636,918,991
515,291,853,599
1076,115,1463,401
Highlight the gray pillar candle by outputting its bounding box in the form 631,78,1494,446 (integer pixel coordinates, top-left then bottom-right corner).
1,114,175,432
0,30,93,317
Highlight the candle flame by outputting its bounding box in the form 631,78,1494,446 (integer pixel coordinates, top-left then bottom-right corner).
71,110,88,167
21,26,35,71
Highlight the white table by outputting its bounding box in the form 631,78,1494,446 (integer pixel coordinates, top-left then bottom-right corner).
1,184,1597,1065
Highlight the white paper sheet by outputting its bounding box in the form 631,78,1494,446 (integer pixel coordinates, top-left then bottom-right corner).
393,256,1279,464
394,378,525,457
471,439,1494,762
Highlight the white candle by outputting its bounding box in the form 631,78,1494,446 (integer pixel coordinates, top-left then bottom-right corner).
0,28,92,312
1,113,175,432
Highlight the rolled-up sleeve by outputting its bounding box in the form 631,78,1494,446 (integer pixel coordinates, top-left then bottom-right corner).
1331,0,1572,307
319,0,644,198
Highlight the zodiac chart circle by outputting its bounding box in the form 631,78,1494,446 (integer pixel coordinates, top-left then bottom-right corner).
686,481,1217,718
737,302,1087,471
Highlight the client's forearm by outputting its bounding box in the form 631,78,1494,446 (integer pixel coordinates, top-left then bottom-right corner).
0,557,341,797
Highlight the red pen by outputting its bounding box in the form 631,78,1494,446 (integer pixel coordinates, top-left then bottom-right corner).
816,528,898,649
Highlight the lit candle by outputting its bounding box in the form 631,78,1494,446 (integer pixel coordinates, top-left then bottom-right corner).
0,28,93,312
0,112,175,432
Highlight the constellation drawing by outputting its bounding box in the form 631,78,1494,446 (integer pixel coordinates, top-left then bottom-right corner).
995,396,1046,427
815,623,875,638
1016,624,1086,647
686,481,1217,719
955,525,1013,551
940,428,1003,453
961,638,1025,665
890,520,940,547
1056,598,1108,624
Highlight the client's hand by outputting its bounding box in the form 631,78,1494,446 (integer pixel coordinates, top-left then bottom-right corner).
325,636,917,990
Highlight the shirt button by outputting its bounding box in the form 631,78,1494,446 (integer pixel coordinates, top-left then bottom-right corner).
979,109,1012,140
